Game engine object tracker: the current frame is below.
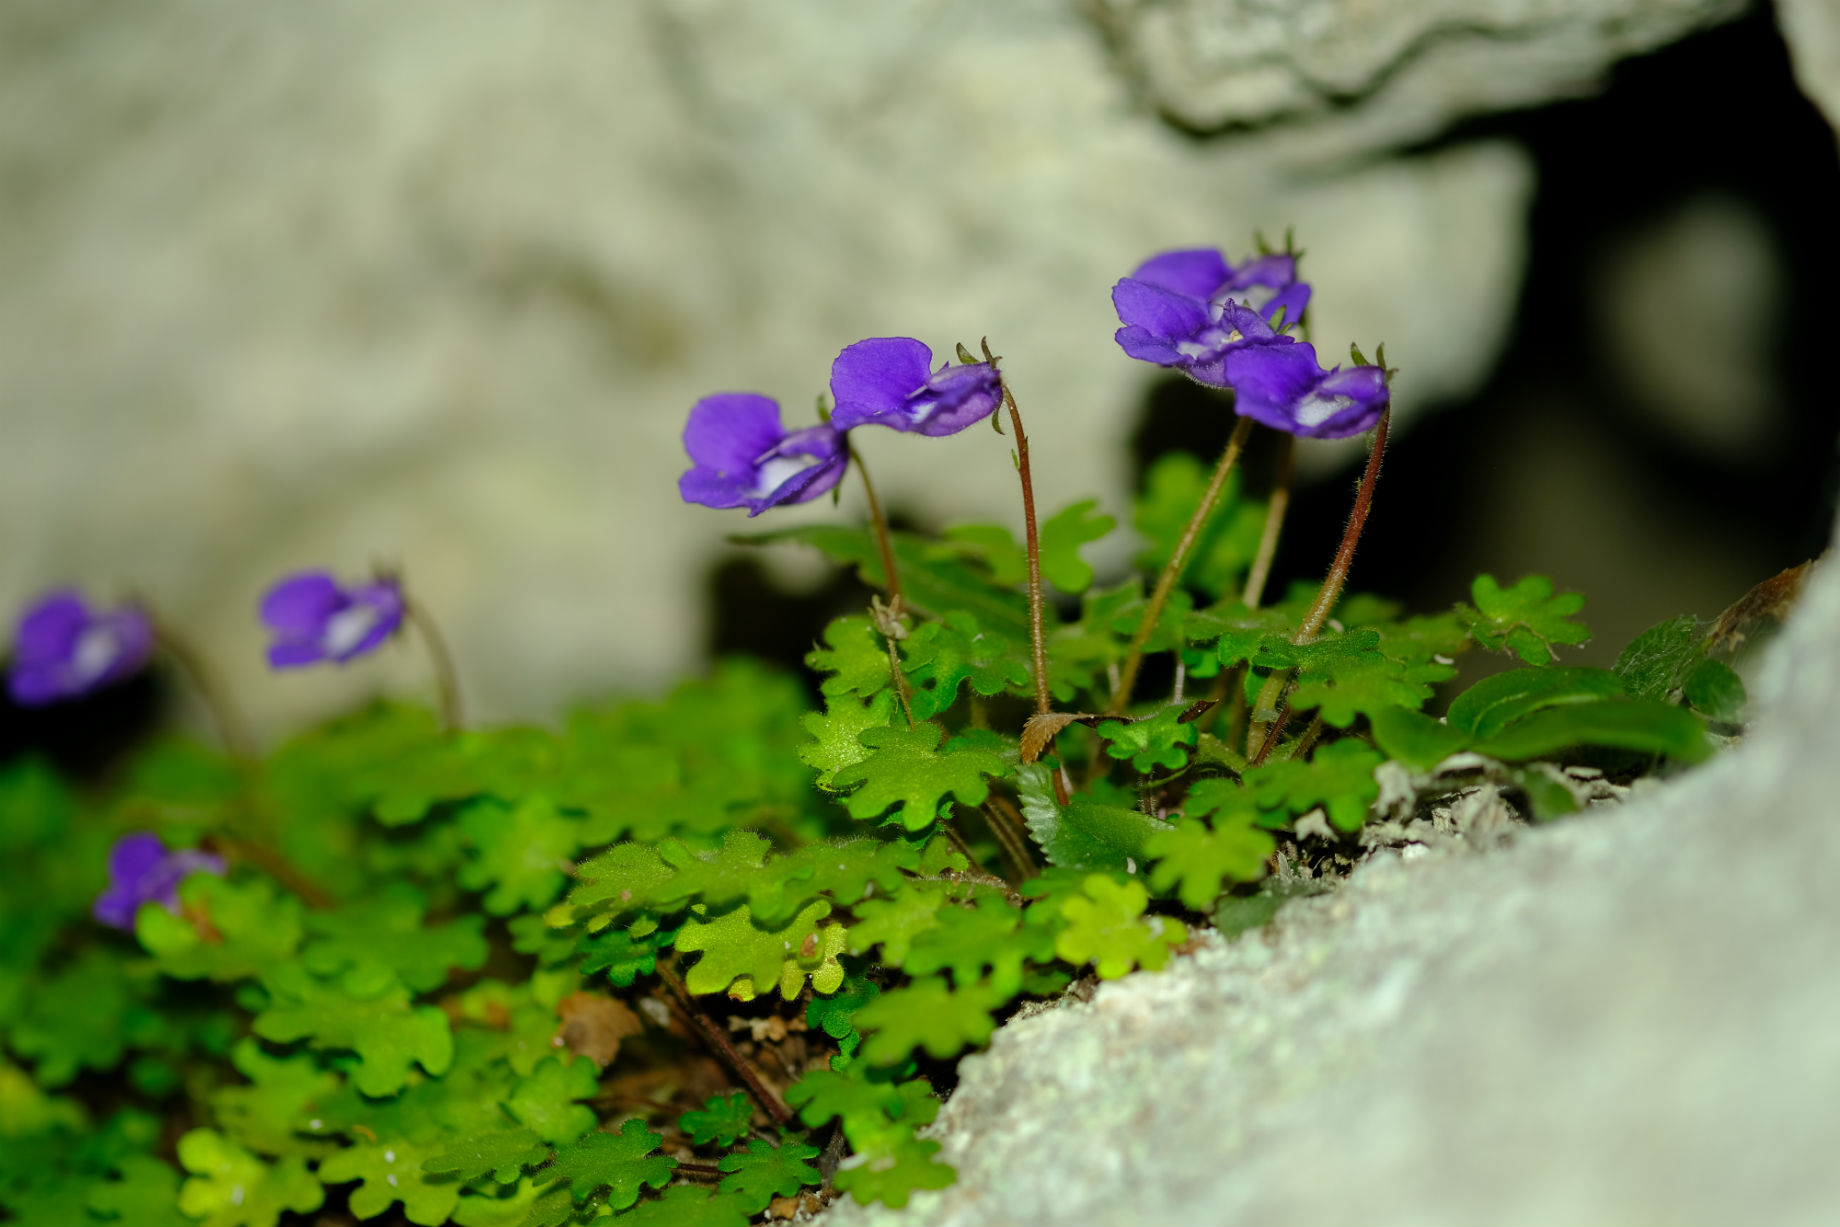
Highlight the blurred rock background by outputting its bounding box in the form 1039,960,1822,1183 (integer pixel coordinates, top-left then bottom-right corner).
1,0,1834,756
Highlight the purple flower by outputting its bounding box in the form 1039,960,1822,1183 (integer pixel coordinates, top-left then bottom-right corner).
7,591,154,707
94,831,225,931
827,338,1004,437
259,571,405,668
679,392,848,516
1112,248,1312,388
1221,342,1390,439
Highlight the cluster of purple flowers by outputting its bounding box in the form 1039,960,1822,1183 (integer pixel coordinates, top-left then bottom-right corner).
1111,246,1388,440
679,338,1005,516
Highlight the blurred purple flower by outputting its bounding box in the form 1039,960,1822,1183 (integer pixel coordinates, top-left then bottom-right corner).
259,572,405,668
1112,248,1311,388
679,392,847,516
7,591,154,707
828,338,1003,437
94,831,225,931
1222,342,1390,439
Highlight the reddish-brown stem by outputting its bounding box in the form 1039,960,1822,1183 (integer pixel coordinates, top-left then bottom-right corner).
1000,384,1052,717
1241,432,1295,609
850,443,904,608
981,797,1039,881
884,636,917,728
1110,416,1255,715
1248,408,1392,764
153,622,255,764
656,962,794,1127
402,595,464,733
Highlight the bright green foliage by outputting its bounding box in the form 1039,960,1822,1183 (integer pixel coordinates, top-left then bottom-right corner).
317,1138,457,1226
848,884,949,965
679,1093,754,1146
1682,658,1746,722
1245,739,1384,833
1095,704,1199,772
137,876,305,982
904,895,1053,994
1038,499,1116,594
903,612,1031,719
1460,574,1591,663
449,1176,548,1227
1145,818,1274,911
1447,666,1627,738
1134,452,1266,598
1055,876,1187,979
1197,601,1297,670
88,1153,187,1227
1367,707,1471,771
675,900,834,998
211,1039,340,1157
833,1131,956,1209
1613,615,1701,699
569,843,675,916
1103,581,1196,655
805,615,893,700
833,725,1006,830
1470,699,1710,764
1017,764,1169,871
934,523,1027,587
422,1128,550,1185
541,1120,673,1209
301,882,487,994
801,691,897,789
610,1184,754,1226
175,1130,322,1227
718,1138,823,1210
751,836,924,921
503,1056,600,1145
456,794,584,916
735,524,1031,639
7,947,136,1086
252,964,453,1097
575,925,670,988
1262,628,1448,727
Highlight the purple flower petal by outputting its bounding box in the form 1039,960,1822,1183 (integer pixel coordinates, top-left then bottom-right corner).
259,571,405,669
1221,342,1391,439
258,572,344,634
745,425,848,515
682,393,787,473
8,592,153,707
93,831,224,932
829,338,936,427
1112,279,1211,352
1128,248,1234,299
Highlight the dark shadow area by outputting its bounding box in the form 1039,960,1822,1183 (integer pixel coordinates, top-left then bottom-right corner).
0,666,163,781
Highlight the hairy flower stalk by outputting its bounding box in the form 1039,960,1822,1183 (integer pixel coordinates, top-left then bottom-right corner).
849,443,905,610
402,593,465,732
1250,407,1392,766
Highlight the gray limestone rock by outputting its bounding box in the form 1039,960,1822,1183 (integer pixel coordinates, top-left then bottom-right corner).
819,538,1840,1223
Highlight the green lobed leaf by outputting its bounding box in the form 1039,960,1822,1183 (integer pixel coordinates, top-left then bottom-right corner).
1682,658,1746,722
541,1120,673,1210
804,615,893,701
832,725,1006,831
674,900,833,999
1038,498,1116,595
422,1128,551,1186
1144,817,1274,911
251,965,453,1098
848,883,949,966
503,1056,601,1146
854,974,1011,1065
301,881,488,995
608,1184,755,1226
1368,707,1472,771
1094,704,1199,773
1460,574,1591,663
800,691,897,790
1612,614,1702,700
932,523,1027,587
903,894,1053,995
902,612,1032,719
7,947,136,1086
832,1129,956,1210
317,1138,457,1226
717,1138,823,1212
1054,875,1187,979
456,794,585,916
210,1039,340,1158
137,875,305,983
678,1094,754,1147
175,1130,322,1227
1243,739,1384,833
88,1153,190,1227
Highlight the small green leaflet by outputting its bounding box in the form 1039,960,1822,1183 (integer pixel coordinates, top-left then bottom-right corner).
718,1138,822,1211
317,1138,457,1226
848,883,949,965
540,1120,674,1210
678,1093,754,1146
932,523,1027,587
1094,704,1198,773
800,691,897,790
1038,498,1116,595
252,965,453,1098
608,1184,754,1226
1144,818,1274,911
832,725,1006,831
854,974,1011,1063
1612,614,1701,699
902,612,1031,719
903,894,1053,995
1459,574,1590,663
137,876,305,983
1054,875,1187,979
832,1130,957,1209
502,1056,600,1145
300,881,488,995
674,900,834,998
421,1128,550,1185
1446,666,1627,738
456,794,585,916
175,1129,323,1227
805,615,892,701
1243,739,1383,833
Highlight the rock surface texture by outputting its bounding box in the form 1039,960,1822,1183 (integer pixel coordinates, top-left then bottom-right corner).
820,538,1840,1225
2,0,1762,732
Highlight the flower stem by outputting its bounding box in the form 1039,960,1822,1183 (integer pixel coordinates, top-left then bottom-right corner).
1248,408,1391,766
152,622,255,764
982,796,1039,881
1109,415,1255,715
1241,431,1295,609
999,383,1052,717
401,595,464,733
849,443,904,609
656,961,794,1128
